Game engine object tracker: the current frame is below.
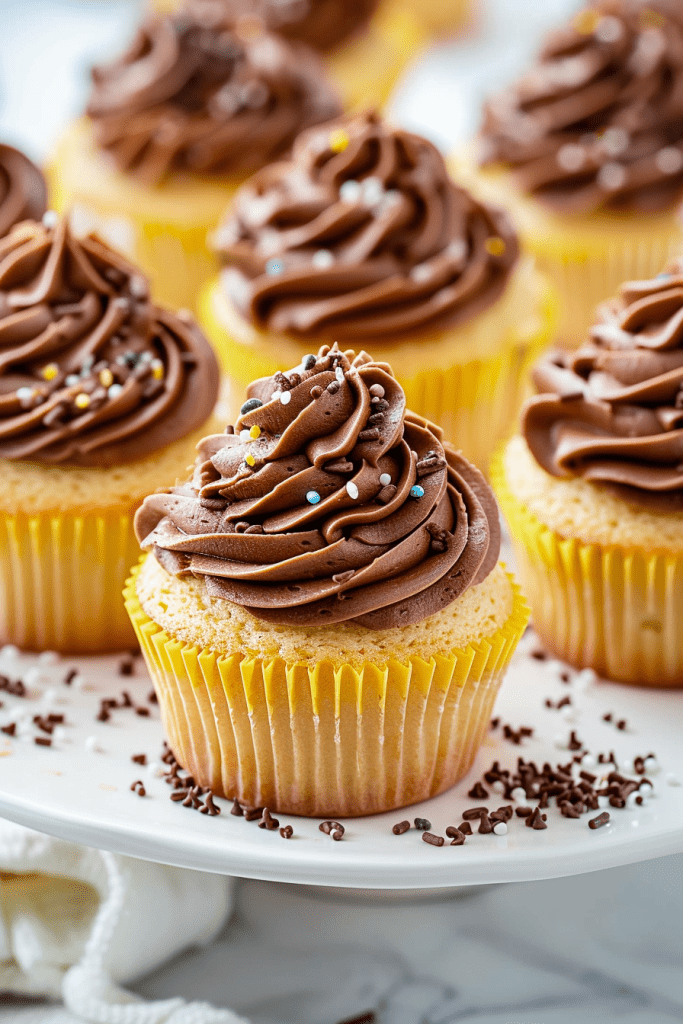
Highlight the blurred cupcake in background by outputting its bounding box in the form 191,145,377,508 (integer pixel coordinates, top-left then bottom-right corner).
0,142,47,236
48,10,342,312
460,0,683,346
200,111,556,471
493,262,683,687
0,215,220,653
127,344,528,816
150,0,429,108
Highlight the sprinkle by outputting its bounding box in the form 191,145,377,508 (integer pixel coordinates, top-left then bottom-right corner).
302,354,317,370
392,820,410,835
42,210,59,229
596,15,622,43
266,259,283,276
643,756,660,775
422,832,444,847
108,384,123,399
410,484,425,499
511,787,527,802
597,162,627,191
151,359,164,380
279,825,294,839
16,387,36,407
249,425,261,439
329,128,350,152
411,263,432,283
346,481,359,499
40,363,59,382
240,429,251,441
340,179,362,202
312,249,334,269
484,236,506,257
98,368,114,388
573,9,600,34
310,385,323,399
306,490,321,505
64,374,79,387
361,176,384,206
656,147,683,174
335,366,345,382
245,453,256,467
557,144,586,172
414,817,431,831
379,473,391,486
369,384,385,398
280,391,291,406
240,398,263,414
74,393,90,410
589,811,610,830
85,736,101,752
602,127,629,156
493,821,508,836
468,782,488,800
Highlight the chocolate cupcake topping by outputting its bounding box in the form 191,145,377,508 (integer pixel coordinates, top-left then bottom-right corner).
0,217,219,467
0,143,47,237
524,261,683,508
135,344,500,628
215,111,519,341
480,0,683,214
87,13,341,184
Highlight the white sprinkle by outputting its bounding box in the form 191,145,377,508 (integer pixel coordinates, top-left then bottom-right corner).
52,726,67,743
71,674,88,692
240,429,251,441
65,374,80,386
493,821,508,836
340,179,362,202
346,481,359,499
312,249,334,269
557,143,586,172
602,127,629,156
581,753,596,768
85,736,101,752
335,366,345,382
644,756,660,775
16,387,35,407
597,162,627,191
361,176,385,206
410,263,432,283
271,391,281,402
446,239,467,262
41,688,58,708
554,732,568,749
379,473,391,486
280,391,291,406
598,794,610,809
560,706,575,722
511,787,527,802
1,645,19,659
38,651,60,666
108,384,123,399
575,667,598,690
639,779,654,795
266,258,284,276
656,147,683,174
491,780,506,794
42,209,59,230
626,791,641,809
22,667,45,687
596,15,622,43
147,761,163,778
666,773,681,786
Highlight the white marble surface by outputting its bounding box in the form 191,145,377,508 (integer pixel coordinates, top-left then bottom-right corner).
0,1,681,1022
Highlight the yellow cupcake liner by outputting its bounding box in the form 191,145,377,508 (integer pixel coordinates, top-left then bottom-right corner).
492,452,683,688
0,508,140,653
125,562,529,816
199,272,557,473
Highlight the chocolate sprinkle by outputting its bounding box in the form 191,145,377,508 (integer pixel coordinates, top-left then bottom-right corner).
422,832,445,847
589,812,610,830
392,820,410,835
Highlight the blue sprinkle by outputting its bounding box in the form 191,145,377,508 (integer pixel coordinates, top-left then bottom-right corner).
410,485,425,499
306,490,321,505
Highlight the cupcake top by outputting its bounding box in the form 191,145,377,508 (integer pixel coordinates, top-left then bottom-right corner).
184,0,380,52
0,217,219,468
0,143,47,237
135,344,501,628
524,262,683,509
86,13,342,185
214,111,520,341
479,0,683,214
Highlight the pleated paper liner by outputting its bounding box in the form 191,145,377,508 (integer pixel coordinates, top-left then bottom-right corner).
48,120,240,312
492,451,683,688
125,563,528,816
0,509,139,653
199,264,557,474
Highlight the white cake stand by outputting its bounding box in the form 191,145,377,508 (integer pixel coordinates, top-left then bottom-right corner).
0,632,680,890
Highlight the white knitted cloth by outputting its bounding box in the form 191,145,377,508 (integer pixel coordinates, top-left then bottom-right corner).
0,820,247,1024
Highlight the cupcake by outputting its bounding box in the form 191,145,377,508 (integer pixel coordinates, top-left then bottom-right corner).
467,0,683,346
0,216,220,653
48,11,342,312
493,264,683,687
151,0,427,108
0,143,47,236
200,111,556,472
127,344,528,816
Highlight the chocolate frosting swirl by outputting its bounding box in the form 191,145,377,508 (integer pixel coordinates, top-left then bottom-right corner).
0,144,47,237
86,13,341,185
135,344,501,629
480,1,683,214
183,0,380,52
524,262,683,507
0,218,219,468
215,111,520,341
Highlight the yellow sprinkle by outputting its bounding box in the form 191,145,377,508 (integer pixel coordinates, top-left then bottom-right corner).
40,363,59,382
249,424,261,440
641,8,665,29
245,453,256,467
573,9,600,34
74,393,90,410
485,236,506,257
99,368,114,388
329,128,350,153
151,359,165,380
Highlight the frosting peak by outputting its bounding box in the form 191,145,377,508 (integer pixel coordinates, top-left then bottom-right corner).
215,111,519,341
87,13,341,184
480,0,683,214
135,344,500,628
524,261,683,507
0,217,219,467
183,0,380,52
0,144,47,237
